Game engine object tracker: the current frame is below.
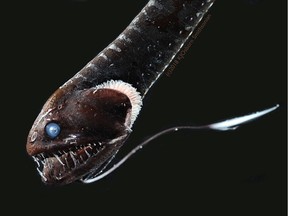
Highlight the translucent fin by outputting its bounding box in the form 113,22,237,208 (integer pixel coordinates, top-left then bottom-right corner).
81,105,279,184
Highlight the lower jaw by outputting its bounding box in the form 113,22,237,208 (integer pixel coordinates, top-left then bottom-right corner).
40,142,126,185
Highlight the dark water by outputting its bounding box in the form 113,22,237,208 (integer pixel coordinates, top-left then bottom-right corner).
4,0,286,215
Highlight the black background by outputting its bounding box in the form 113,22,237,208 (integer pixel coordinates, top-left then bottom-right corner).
4,0,286,215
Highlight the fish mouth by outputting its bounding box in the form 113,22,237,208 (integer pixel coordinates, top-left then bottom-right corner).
31,142,111,185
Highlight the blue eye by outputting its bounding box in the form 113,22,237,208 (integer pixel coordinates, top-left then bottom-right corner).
45,122,61,139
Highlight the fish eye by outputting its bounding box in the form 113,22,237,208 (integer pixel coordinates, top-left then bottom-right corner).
45,122,61,139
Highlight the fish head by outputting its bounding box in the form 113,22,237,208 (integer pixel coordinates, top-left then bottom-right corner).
26,80,142,185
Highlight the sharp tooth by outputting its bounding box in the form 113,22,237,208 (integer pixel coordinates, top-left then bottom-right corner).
32,156,40,167
53,153,65,166
36,168,47,182
79,155,84,162
65,157,70,169
43,158,51,169
69,152,77,167
84,149,91,157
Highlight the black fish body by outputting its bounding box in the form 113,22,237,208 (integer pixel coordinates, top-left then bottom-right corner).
26,0,216,185
60,0,215,96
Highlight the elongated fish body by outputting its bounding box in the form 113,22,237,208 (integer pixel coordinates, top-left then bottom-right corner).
26,0,216,185
61,0,215,96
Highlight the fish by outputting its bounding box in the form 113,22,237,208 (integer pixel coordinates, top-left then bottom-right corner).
26,0,278,185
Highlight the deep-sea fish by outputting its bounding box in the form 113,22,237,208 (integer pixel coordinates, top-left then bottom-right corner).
26,0,278,185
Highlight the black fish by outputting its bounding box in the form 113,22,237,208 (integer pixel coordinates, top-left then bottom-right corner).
26,0,277,185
